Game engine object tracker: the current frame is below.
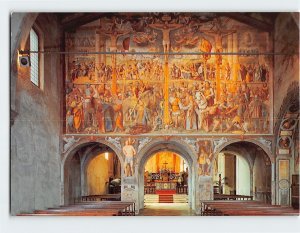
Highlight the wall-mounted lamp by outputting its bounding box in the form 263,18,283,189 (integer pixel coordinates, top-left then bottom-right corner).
18,50,30,67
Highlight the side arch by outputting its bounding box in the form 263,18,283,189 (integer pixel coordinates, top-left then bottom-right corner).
61,138,124,205
213,138,274,163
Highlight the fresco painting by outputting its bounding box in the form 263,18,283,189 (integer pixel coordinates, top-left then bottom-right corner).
65,13,272,135
198,140,213,176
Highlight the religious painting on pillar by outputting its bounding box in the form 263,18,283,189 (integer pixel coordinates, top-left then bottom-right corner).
197,140,213,176
64,13,273,135
122,138,137,177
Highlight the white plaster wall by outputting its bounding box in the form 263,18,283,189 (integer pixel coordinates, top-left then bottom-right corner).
236,156,251,195
10,13,62,215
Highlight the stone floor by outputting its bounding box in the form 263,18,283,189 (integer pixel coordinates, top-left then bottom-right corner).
138,203,195,216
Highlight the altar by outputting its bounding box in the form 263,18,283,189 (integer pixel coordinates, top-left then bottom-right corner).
155,181,177,190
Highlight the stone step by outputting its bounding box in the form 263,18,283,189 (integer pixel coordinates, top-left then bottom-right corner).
144,194,188,203
173,194,188,203
159,195,173,203
144,194,159,203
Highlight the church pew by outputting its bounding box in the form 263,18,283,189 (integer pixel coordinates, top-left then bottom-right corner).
201,200,260,213
201,201,300,216
219,208,299,216
34,209,123,216
19,210,119,216
18,200,136,216
72,201,135,215
56,204,134,215
59,201,135,216
214,194,253,200
79,194,121,202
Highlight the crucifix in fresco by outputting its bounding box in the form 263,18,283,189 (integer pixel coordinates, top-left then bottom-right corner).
200,18,236,100
149,17,184,125
101,20,132,95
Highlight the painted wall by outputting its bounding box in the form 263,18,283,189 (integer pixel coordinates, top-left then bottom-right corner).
65,13,273,136
86,154,109,195
10,13,62,215
144,151,183,173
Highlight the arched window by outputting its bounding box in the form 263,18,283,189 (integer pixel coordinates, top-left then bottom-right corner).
30,28,39,86
28,26,44,89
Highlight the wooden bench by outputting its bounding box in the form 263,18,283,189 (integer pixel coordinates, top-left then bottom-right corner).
72,201,135,215
18,209,119,216
79,194,121,202
214,194,253,200
201,200,300,216
17,201,135,216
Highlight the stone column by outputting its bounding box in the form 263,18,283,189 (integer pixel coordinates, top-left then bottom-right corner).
250,167,254,197
271,162,276,205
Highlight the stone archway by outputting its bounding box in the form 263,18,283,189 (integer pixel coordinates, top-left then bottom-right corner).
61,139,124,205
136,139,198,211
213,139,274,203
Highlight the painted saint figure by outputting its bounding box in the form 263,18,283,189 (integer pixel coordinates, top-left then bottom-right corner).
123,138,136,177
149,22,183,59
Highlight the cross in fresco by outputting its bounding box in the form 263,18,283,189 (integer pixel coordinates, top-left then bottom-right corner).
101,20,132,95
163,161,168,170
149,22,184,60
200,18,236,100
148,16,185,125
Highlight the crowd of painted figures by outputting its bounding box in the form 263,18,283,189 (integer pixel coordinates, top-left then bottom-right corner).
70,59,165,83
65,59,270,134
170,61,269,82
69,58,269,84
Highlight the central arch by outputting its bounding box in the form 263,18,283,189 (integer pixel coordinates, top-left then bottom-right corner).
137,139,197,211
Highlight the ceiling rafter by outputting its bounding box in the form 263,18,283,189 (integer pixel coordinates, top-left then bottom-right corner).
220,13,274,32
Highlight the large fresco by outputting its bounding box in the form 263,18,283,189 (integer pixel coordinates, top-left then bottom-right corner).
65,13,273,135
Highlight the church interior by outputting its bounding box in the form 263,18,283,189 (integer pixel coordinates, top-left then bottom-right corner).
10,12,299,217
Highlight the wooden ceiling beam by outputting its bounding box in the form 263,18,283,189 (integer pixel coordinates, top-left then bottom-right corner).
60,13,103,32
220,13,273,32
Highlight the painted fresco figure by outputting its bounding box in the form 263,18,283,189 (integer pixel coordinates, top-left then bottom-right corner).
113,94,124,132
123,138,136,177
194,91,207,131
83,84,95,130
94,96,105,133
135,100,146,125
225,98,247,132
204,81,215,107
73,100,83,133
149,22,183,59
249,95,263,133
198,147,212,176
169,91,182,128
153,111,163,131
181,93,197,130
66,110,74,133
